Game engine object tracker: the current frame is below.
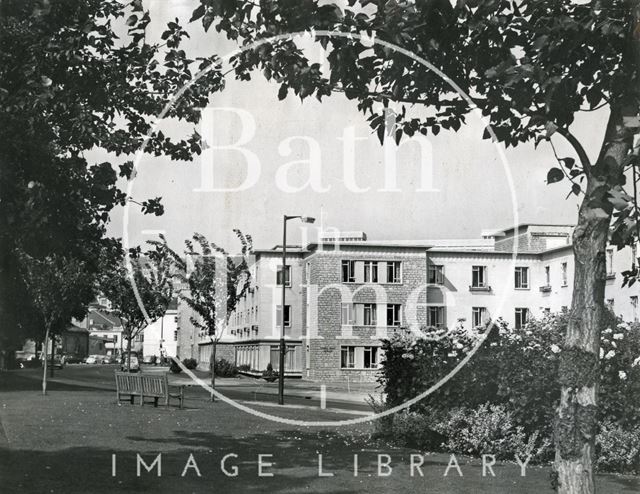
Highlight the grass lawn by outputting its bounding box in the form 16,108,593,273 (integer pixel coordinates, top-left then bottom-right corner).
0,371,638,493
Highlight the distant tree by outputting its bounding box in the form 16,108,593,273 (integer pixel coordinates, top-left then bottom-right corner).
19,253,94,395
169,230,252,400
101,237,174,372
188,1,640,490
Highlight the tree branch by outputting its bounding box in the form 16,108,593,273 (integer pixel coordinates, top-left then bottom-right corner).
554,125,592,175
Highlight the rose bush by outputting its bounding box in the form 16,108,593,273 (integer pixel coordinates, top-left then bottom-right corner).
377,311,640,472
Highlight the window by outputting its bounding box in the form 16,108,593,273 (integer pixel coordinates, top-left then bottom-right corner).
363,304,377,326
428,306,445,328
276,265,291,286
113,335,118,344
472,307,487,327
276,305,291,327
386,261,402,283
545,266,551,285
514,267,529,289
386,304,402,326
364,261,379,283
632,296,638,322
607,298,614,309
472,266,487,288
341,346,380,369
363,347,379,369
341,346,355,368
561,262,568,286
428,264,445,285
515,308,529,329
173,330,178,341
341,303,354,325
606,249,614,276
342,260,355,283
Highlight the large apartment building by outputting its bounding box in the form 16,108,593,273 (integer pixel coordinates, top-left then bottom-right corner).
180,224,640,382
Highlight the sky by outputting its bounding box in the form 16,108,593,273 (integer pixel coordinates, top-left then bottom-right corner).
98,0,608,254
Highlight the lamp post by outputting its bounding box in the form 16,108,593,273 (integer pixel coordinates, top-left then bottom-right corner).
279,214,315,405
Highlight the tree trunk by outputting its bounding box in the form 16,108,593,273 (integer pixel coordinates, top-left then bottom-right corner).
49,331,55,378
41,325,51,396
126,330,132,372
554,110,633,493
210,340,217,402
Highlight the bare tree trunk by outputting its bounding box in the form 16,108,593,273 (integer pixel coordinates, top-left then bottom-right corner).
49,331,55,378
126,329,132,372
554,109,633,492
42,325,50,396
210,339,217,402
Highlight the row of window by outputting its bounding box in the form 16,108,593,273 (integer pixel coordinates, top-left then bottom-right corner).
428,263,570,289
428,306,531,329
341,260,402,284
233,305,259,326
276,261,404,286
341,303,402,326
278,261,572,291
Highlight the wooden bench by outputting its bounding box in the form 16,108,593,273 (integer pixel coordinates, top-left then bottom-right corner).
115,372,184,408
115,371,141,404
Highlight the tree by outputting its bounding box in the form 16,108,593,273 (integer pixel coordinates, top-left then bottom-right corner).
101,237,174,372
0,0,225,354
186,1,640,491
169,230,252,400
18,253,94,395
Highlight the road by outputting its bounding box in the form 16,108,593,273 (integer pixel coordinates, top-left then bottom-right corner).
12,364,375,414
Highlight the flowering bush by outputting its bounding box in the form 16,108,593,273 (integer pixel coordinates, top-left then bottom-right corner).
378,311,640,471
596,420,640,474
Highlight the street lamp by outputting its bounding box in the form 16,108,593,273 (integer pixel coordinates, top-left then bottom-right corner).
279,214,315,405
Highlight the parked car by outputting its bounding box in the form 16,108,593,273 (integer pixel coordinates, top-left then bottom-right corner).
63,354,83,364
142,355,157,365
101,355,116,364
120,355,140,372
84,354,101,364
16,356,39,369
42,354,64,369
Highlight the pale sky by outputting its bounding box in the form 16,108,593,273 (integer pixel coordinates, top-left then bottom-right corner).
98,0,608,253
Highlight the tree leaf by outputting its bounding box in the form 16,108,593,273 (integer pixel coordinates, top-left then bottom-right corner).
190,4,205,22
278,84,288,101
126,15,138,27
547,167,564,184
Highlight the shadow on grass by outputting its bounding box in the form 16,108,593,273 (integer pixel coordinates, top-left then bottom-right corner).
1,427,638,494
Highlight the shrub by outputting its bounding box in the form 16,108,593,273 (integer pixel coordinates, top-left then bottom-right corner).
262,362,278,382
388,410,445,451
237,364,251,372
434,404,551,461
214,358,238,377
182,358,197,370
169,359,182,374
596,420,640,474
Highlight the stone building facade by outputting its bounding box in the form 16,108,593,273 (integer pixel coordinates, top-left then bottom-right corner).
191,223,640,382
